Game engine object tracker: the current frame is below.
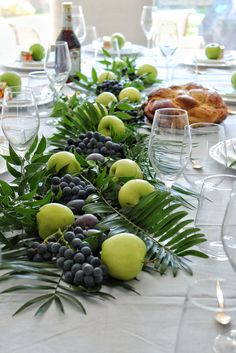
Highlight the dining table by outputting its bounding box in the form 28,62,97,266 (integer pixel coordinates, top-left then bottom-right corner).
0,45,236,353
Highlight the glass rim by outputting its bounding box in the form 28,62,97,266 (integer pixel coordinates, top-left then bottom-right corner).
203,174,236,186
28,70,47,77
189,122,224,129
154,108,188,117
54,41,69,46
186,278,236,312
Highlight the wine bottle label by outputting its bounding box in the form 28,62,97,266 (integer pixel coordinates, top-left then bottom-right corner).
70,48,81,76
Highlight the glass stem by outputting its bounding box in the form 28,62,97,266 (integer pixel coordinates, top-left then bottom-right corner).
166,58,170,83
147,38,151,49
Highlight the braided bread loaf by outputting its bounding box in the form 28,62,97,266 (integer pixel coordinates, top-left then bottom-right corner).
144,83,228,124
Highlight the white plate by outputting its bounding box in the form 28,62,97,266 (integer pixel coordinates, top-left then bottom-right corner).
209,139,236,170
2,60,44,71
84,43,145,56
180,53,236,68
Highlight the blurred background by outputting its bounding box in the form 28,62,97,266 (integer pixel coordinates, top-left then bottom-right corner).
0,0,235,54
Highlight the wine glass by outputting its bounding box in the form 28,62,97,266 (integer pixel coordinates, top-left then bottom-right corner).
44,41,71,100
158,22,178,83
175,278,236,353
195,174,236,260
148,108,192,192
83,26,99,59
72,5,86,44
140,5,157,49
28,71,54,118
1,86,40,171
184,122,226,190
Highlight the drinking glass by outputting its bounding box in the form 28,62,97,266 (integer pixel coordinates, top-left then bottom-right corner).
158,22,178,83
184,122,226,189
195,174,236,260
44,41,71,100
148,108,192,192
175,279,236,353
140,5,157,49
1,86,40,169
72,5,86,44
83,26,99,59
28,71,54,118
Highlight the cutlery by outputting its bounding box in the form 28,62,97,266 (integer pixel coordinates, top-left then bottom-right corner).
215,279,231,325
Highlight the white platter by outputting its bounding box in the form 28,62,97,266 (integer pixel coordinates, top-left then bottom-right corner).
84,43,145,57
209,139,236,170
180,52,236,68
2,60,44,71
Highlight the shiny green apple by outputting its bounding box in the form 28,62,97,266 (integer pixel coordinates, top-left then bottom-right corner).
37,203,75,239
111,32,126,49
205,43,221,59
118,87,141,102
96,92,117,107
47,151,81,174
97,71,117,83
118,179,154,208
137,64,158,82
97,115,125,141
231,72,236,90
101,232,146,280
0,71,21,92
29,43,45,61
109,159,143,179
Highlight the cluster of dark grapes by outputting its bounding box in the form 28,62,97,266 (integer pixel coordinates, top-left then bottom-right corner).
50,174,96,213
124,107,145,124
26,215,108,288
96,79,123,96
65,131,124,158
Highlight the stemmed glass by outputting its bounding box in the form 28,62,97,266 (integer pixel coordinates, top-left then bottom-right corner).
72,5,86,44
44,41,71,125
1,86,40,172
148,108,192,192
83,26,99,60
140,6,157,49
158,22,178,83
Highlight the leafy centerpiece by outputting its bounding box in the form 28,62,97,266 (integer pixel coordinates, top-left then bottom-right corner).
0,54,207,316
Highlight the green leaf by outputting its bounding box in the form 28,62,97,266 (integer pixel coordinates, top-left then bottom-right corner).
91,67,98,83
57,291,86,314
34,136,47,156
34,297,54,317
13,294,53,316
102,48,111,57
8,144,22,165
54,295,65,313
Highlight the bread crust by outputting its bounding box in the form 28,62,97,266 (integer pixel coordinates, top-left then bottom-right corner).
144,83,228,124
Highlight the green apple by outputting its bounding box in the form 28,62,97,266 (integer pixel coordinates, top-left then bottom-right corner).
29,43,45,61
111,32,126,49
113,58,127,69
37,203,75,239
205,43,221,60
97,115,126,141
231,72,236,90
118,179,154,208
118,87,141,103
0,71,21,92
96,92,117,107
101,232,146,280
137,64,158,83
109,159,143,179
97,71,117,83
47,151,81,174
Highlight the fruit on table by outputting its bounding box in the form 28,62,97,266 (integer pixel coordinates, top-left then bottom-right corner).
75,213,99,229
204,43,222,59
96,91,118,106
137,64,158,82
86,153,105,163
118,179,154,208
29,43,45,61
92,102,108,117
96,80,123,97
111,32,126,49
0,71,21,92
97,71,117,83
113,58,127,69
231,72,236,90
47,151,81,174
118,87,141,102
109,159,143,179
97,115,126,141
37,203,75,239
101,232,146,280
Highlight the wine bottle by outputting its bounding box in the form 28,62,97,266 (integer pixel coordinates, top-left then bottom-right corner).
57,2,81,80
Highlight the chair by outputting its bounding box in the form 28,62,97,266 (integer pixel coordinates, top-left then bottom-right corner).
8,24,40,47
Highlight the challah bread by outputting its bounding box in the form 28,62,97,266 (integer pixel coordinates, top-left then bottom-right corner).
144,83,228,124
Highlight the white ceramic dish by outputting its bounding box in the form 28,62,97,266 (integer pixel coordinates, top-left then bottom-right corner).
2,60,44,71
180,53,236,68
84,43,145,56
209,139,236,170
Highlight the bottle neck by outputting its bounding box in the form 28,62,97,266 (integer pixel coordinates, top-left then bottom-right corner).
62,7,73,29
